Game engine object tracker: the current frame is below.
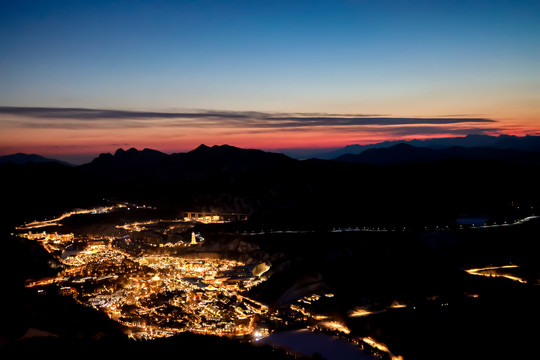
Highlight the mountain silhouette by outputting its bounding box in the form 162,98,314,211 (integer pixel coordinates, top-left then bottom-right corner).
2,143,540,230
81,144,295,183
312,134,540,159
335,143,540,165
80,147,168,182
0,153,73,166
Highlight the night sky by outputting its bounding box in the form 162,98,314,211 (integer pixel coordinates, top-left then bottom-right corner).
1,0,539,163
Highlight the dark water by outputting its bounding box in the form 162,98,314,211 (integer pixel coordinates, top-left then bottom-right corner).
260,329,374,360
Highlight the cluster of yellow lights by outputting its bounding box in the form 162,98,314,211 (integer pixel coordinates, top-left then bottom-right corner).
19,205,409,359
19,231,76,254
17,205,272,340
25,239,268,340
184,215,225,224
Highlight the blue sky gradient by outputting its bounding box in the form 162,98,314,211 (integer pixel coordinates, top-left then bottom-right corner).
1,0,539,161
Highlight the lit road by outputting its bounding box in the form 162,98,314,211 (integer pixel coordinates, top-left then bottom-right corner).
465,265,527,284
360,337,404,360
475,216,540,229
16,206,115,230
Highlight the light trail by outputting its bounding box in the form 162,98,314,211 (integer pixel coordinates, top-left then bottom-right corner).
349,301,407,318
318,321,351,334
360,337,404,360
16,206,115,229
465,265,527,283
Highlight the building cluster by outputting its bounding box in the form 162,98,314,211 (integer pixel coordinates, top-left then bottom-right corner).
25,235,270,340
18,206,353,346
182,211,248,224
19,231,74,242
18,204,406,358
19,231,76,254
19,216,341,343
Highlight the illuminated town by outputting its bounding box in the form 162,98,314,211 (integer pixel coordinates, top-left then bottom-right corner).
20,206,269,340
16,201,539,360
16,204,410,359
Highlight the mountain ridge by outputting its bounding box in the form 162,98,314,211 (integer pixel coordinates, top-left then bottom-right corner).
3,142,540,229
335,143,540,165
0,153,74,167
81,144,296,183
309,134,540,160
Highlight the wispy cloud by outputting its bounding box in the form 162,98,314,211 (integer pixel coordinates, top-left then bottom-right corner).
358,126,501,136
0,106,497,131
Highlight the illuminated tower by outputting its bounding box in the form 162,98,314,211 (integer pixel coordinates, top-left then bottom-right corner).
190,232,197,245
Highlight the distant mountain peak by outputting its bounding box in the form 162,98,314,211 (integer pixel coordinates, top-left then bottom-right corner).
113,147,140,155
189,144,251,155
195,144,210,150
335,142,540,165
212,144,235,149
0,153,73,166
392,143,416,149
110,147,165,156
309,134,540,160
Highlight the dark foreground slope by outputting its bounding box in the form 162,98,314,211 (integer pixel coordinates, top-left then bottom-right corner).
2,330,299,359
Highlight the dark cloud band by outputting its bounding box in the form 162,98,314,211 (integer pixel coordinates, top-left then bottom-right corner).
0,106,496,130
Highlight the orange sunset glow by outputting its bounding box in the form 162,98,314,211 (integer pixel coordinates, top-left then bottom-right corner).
1,107,538,164
1,0,539,163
